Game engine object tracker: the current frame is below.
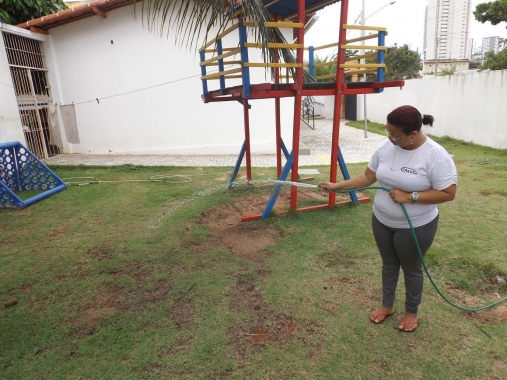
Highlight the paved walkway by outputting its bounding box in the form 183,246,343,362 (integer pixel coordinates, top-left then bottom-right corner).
43,119,385,167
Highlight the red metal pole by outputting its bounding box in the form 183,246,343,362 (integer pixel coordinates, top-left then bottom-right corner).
243,99,252,181
290,0,306,210
274,15,282,178
329,0,349,207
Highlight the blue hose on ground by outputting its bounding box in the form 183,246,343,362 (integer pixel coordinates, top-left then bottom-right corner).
330,185,507,312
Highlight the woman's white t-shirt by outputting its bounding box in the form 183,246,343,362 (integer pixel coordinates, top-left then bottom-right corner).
368,137,457,228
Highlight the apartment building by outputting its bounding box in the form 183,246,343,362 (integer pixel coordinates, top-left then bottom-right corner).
424,0,471,60
482,36,500,55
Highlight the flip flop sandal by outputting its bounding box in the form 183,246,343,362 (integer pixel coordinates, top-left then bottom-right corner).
370,310,395,324
399,318,419,333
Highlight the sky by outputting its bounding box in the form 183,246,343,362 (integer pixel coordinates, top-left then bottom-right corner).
304,0,506,57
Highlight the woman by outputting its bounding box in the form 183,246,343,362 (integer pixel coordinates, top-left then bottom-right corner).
319,105,457,333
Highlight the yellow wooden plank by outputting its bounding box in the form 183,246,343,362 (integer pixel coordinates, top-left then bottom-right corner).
243,21,304,28
346,34,379,44
340,63,385,68
341,45,387,51
200,48,241,66
200,67,242,80
199,23,239,51
243,43,302,49
344,69,377,76
314,60,337,68
313,42,338,51
314,74,336,80
206,74,243,80
206,60,242,66
265,22,303,28
345,52,377,62
263,0,279,7
343,24,387,32
204,47,238,53
244,62,302,68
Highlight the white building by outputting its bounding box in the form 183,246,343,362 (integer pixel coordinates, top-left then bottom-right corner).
422,58,469,74
0,0,298,159
424,0,471,60
482,36,500,55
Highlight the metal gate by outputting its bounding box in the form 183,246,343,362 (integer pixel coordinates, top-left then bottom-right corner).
2,32,54,159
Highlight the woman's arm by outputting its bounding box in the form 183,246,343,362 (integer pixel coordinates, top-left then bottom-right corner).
318,167,377,192
389,184,457,204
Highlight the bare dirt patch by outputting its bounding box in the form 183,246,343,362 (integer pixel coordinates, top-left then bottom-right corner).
91,279,169,312
72,307,116,336
325,275,379,307
227,267,322,359
169,299,193,330
157,336,194,358
71,280,170,335
197,195,285,262
198,193,332,360
447,288,507,324
198,190,359,264
87,242,114,260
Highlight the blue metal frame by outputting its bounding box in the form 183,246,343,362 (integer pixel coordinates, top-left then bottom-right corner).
280,139,301,180
199,50,208,97
309,46,315,78
0,141,67,208
217,39,226,94
375,31,386,93
261,151,294,219
338,149,359,205
238,21,251,99
228,140,246,189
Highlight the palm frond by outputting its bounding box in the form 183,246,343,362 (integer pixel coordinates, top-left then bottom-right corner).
131,0,315,81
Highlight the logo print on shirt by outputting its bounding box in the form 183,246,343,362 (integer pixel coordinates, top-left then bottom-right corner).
401,167,417,175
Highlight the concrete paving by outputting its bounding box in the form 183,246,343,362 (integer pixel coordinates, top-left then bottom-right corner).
43,119,385,167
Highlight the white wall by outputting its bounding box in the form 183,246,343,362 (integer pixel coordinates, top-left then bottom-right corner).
44,5,296,155
0,24,27,145
356,70,507,149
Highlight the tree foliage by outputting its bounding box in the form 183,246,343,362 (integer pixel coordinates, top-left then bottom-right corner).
0,0,67,25
473,0,507,25
312,54,335,81
383,44,422,81
480,49,507,69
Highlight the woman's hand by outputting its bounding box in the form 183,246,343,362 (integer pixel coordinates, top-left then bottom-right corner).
318,182,335,193
389,189,411,204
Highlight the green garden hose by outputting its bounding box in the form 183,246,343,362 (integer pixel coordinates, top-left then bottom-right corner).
333,185,507,312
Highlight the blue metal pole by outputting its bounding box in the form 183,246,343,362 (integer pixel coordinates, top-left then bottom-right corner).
228,140,246,189
281,139,300,179
309,46,315,78
337,150,359,205
376,31,386,93
199,50,208,97
261,152,294,219
20,184,67,208
217,39,226,94
238,21,251,99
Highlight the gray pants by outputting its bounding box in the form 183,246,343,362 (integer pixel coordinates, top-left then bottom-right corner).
372,213,439,314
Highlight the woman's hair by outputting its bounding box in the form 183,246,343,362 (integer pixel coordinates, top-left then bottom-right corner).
387,105,434,134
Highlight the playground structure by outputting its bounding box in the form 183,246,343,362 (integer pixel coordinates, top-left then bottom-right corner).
198,0,404,220
0,141,67,208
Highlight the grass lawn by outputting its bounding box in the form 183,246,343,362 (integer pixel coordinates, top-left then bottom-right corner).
1,132,507,379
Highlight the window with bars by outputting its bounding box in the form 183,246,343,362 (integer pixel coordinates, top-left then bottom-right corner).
2,32,55,159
